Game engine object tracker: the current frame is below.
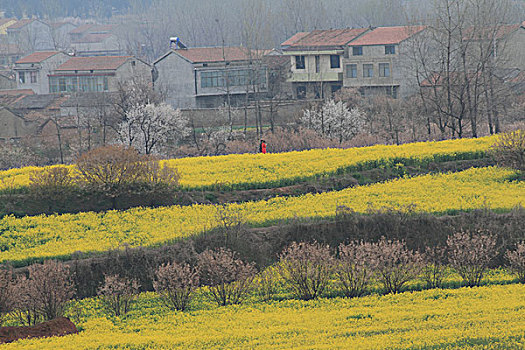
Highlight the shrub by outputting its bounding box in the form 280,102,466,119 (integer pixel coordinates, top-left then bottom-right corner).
255,267,278,302
371,237,422,294
214,204,246,243
447,231,497,287
506,241,525,283
153,262,199,311
421,245,449,289
28,167,75,212
0,268,13,325
142,160,180,187
491,129,525,171
336,241,376,298
97,274,140,316
10,261,74,325
29,166,74,192
197,248,256,306
10,275,40,326
75,145,179,208
28,260,75,321
76,145,147,189
278,242,334,300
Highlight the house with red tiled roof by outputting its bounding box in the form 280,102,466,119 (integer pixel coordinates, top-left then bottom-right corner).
464,22,525,71
154,45,269,108
68,24,123,56
0,93,76,143
48,56,151,93
14,51,70,94
0,18,17,35
6,19,54,53
0,43,23,68
49,22,77,50
281,28,370,99
344,25,427,98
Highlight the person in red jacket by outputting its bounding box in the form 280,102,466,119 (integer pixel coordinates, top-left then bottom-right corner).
260,140,267,154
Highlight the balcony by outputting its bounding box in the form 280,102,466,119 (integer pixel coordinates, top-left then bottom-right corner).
288,72,343,83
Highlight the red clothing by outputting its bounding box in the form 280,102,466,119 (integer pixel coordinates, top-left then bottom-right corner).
261,143,267,154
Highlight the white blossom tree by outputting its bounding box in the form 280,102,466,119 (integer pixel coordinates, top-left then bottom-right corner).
118,103,191,155
301,99,365,143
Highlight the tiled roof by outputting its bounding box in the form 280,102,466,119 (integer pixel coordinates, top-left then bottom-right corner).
15,51,61,64
61,92,116,107
0,19,16,26
0,89,34,97
7,19,35,30
465,24,522,41
349,25,427,46
10,94,58,110
69,23,95,34
173,47,264,63
90,24,114,33
420,72,481,87
281,32,310,46
55,56,132,71
285,28,369,49
49,22,75,29
71,33,113,44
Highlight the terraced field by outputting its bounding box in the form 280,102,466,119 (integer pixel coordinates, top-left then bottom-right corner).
1,135,524,349
1,166,523,264
0,136,496,191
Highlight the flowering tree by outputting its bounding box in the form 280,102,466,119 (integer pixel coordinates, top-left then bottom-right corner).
301,99,365,143
118,103,190,154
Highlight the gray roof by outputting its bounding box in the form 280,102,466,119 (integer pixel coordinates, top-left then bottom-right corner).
60,92,116,108
10,94,57,110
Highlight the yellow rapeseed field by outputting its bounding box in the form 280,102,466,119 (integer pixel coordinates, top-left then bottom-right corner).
1,166,523,264
2,284,525,349
0,136,496,191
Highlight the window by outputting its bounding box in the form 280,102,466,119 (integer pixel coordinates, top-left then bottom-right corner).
295,55,305,69
49,75,110,93
352,46,363,56
201,68,267,89
313,85,321,99
386,86,398,99
18,71,25,84
363,64,373,77
331,84,341,95
315,55,320,73
346,64,357,78
385,45,395,55
296,85,306,99
30,71,37,83
379,63,390,77
330,54,340,69
58,77,66,92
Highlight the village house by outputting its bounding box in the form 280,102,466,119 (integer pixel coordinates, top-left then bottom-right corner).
343,25,427,98
0,93,69,142
281,28,369,99
48,55,151,93
14,51,70,94
69,24,123,56
0,18,17,35
6,19,54,53
0,71,15,90
0,43,23,68
49,22,77,51
154,45,269,108
465,21,525,71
